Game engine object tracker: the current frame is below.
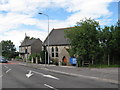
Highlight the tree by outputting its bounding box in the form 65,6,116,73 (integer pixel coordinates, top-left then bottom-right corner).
110,26,120,65
65,18,100,65
65,18,120,66
99,25,120,65
0,40,16,59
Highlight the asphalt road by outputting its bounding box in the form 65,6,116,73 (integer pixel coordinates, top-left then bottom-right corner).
1,62,118,89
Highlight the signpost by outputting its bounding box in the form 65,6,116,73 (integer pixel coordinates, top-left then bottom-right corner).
70,58,77,65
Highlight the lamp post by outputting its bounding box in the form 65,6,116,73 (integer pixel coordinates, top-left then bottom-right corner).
38,13,50,65
44,44,46,66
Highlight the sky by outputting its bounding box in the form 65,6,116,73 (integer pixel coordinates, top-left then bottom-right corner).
0,0,119,51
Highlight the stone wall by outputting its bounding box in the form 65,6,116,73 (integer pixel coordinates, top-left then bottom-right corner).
46,45,70,65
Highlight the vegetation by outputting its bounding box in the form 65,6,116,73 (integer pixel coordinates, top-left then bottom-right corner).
65,18,120,67
52,58,59,66
28,53,40,63
15,56,22,60
40,45,48,64
0,40,17,59
88,64,120,68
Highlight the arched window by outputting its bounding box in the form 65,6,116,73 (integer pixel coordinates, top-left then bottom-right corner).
56,47,58,52
51,47,54,57
56,47,59,57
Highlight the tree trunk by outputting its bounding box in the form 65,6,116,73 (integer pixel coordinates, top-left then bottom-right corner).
108,54,110,66
32,57,34,63
113,56,114,65
92,58,94,65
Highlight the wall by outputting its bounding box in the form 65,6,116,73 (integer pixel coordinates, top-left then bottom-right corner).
46,45,70,65
31,40,42,54
19,46,31,61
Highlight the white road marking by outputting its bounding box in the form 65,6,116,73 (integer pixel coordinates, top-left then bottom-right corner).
43,75,59,80
0,75,3,78
30,70,59,80
19,63,26,66
4,66,8,68
6,69,11,73
26,70,34,78
31,70,44,76
44,84,58,90
45,69,118,84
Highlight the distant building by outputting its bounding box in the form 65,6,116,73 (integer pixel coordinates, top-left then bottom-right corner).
44,27,72,65
19,36,42,62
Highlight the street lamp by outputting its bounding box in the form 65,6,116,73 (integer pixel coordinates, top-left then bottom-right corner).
44,44,46,65
38,13,50,65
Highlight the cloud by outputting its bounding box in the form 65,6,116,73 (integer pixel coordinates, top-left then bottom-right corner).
0,29,47,50
0,0,51,14
0,0,114,30
0,0,116,49
113,0,120,2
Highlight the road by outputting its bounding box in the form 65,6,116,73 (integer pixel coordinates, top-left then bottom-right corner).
0,62,118,89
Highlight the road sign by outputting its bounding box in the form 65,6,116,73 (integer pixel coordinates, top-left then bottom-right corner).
70,58,77,64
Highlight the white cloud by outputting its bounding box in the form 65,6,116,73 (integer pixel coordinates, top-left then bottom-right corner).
0,0,116,50
0,29,47,50
0,0,51,14
113,0,120,2
0,0,114,30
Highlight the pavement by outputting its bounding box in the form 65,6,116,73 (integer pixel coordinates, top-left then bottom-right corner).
15,61,119,84
1,61,119,89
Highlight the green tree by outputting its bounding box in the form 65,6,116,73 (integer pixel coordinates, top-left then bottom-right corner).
40,46,48,64
99,25,120,65
65,18,100,65
110,26,120,65
1,40,16,59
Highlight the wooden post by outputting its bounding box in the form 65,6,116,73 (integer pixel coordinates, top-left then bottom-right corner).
36,57,38,64
40,57,42,63
32,57,34,63
108,54,110,66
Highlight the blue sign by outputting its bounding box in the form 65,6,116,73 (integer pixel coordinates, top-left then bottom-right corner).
70,58,77,64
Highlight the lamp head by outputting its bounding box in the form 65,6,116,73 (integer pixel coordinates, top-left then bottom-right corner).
38,13,42,14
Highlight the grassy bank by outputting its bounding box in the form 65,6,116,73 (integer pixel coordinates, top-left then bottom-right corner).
88,64,120,68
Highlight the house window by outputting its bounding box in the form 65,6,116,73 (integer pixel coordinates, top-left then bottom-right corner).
56,47,59,57
56,53,58,57
51,47,54,57
25,49,27,54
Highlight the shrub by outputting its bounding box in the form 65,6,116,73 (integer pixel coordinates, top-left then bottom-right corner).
15,56,22,59
62,62,66,66
53,58,59,66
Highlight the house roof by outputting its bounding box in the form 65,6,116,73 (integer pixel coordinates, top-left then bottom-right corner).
44,27,72,46
20,38,41,47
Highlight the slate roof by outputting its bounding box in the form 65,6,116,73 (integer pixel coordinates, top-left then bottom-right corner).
20,38,41,47
44,27,72,46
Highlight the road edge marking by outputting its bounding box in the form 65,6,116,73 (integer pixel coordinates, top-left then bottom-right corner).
42,68,118,84
19,62,118,84
44,84,58,90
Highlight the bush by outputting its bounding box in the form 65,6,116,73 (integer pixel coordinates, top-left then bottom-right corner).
62,62,66,66
52,58,59,66
54,61,58,66
15,56,22,61
15,56,22,59
40,50,48,64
